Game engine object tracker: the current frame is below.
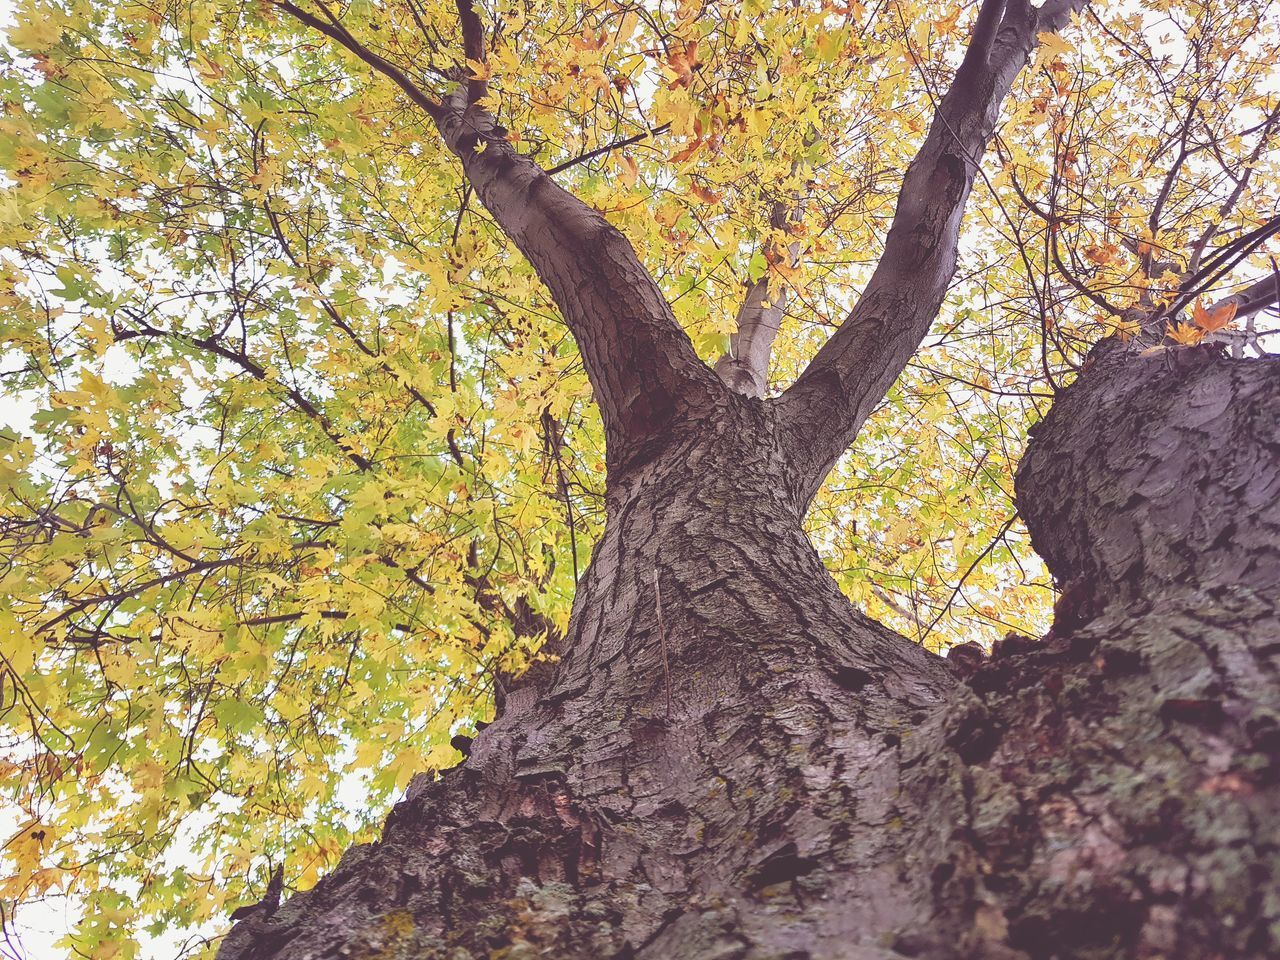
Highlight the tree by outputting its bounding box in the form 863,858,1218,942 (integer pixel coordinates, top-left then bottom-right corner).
1,0,1278,957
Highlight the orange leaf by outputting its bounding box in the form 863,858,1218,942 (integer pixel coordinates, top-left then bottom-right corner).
1191,298,1237,333
669,138,702,164
688,183,720,204
1083,243,1119,265
619,155,639,188
667,40,700,88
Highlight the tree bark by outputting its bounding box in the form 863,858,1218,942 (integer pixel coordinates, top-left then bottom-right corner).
216,339,1280,960
227,4,1279,958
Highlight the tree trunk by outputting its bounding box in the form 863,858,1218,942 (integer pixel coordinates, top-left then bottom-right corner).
217,340,1280,960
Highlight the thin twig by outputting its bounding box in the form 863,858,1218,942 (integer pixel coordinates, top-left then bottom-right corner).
920,515,1017,642
547,124,671,176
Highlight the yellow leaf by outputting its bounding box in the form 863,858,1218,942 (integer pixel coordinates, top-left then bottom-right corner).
1036,31,1072,67
1106,316,1141,342
1166,320,1205,346
619,154,639,188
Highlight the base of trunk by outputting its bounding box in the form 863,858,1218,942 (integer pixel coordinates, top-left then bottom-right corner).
219,347,1280,960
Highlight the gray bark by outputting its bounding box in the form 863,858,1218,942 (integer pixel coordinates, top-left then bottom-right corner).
223,3,1279,958
217,339,1280,960
779,0,1088,504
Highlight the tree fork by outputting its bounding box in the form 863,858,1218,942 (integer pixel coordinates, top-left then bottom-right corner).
215,3,1278,958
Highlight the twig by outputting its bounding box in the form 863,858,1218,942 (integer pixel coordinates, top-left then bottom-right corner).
919,515,1017,642
547,124,671,176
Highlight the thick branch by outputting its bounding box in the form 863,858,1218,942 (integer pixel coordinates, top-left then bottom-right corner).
454,0,488,104
1211,271,1280,320
277,4,719,472
434,92,720,469
778,0,1089,502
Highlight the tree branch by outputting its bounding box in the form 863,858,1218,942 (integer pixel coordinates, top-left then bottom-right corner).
271,1,444,121
957,0,1008,80
276,1,719,472
433,96,720,468
714,198,799,397
1189,102,1280,273
777,0,1090,503
546,123,670,176
454,0,488,104
1209,269,1280,322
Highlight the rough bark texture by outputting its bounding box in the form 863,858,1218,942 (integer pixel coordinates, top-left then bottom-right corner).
217,341,1280,960
228,4,1279,958
916,342,1280,959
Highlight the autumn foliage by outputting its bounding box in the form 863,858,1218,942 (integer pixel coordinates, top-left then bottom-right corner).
0,0,1277,955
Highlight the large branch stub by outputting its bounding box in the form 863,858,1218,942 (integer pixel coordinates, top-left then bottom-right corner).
715,180,806,398
1017,340,1280,620
714,279,788,398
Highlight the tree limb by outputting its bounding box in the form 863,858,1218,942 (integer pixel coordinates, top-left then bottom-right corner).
454,0,488,104
777,0,1090,503
1189,102,1280,274
546,123,671,176
271,1,444,121
714,198,799,397
433,94,720,468
276,1,719,471
1208,270,1280,322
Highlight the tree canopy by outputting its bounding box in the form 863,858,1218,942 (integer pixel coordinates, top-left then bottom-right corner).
0,0,1277,955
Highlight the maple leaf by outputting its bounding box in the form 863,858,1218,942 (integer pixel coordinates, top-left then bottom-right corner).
1035,31,1072,68
1083,243,1120,265
1191,298,1237,333
669,138,703,164
667,41,700,89
1166,320,1205,346
618,155,639,188
1107,316,1141,342
688,183,721,204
